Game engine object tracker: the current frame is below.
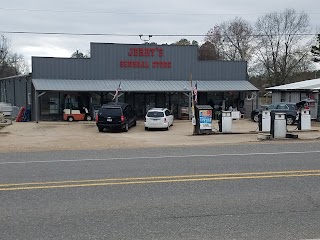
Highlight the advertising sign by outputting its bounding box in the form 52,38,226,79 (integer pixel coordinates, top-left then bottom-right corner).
199,110,212,130
120,47,172,69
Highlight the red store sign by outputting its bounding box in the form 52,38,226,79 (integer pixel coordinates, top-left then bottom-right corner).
120,47,172,69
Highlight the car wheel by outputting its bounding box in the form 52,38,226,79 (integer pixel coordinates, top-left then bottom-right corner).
166,124,170,131
253,113,259,122
145,127,148,131
98,127,104,132
133,120,137,126
67,116,74,122
86,115,92,121
286,116,295,125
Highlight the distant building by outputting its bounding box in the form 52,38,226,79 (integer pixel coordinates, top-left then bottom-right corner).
267,78,320,120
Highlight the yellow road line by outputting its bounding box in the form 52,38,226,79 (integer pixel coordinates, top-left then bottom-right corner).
1,172,320,191
1,169,320,187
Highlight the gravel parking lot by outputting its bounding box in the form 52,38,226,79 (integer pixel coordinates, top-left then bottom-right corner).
0,119,320,153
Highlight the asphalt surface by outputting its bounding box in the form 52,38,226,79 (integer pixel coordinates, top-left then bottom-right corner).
1,142,320,239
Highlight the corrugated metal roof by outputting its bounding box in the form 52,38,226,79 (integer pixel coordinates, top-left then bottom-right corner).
32,79,258,92
267,78,320,90
0,74,30,81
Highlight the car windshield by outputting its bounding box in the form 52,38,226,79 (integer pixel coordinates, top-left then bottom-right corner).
100,107,122,116
268,104,277,110
287,104,297,110
147,111,164,117
277,104,289,110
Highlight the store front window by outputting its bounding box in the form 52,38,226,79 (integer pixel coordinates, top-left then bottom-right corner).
39,92,61,120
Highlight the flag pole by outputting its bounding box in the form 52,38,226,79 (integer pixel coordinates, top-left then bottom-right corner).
189,70,196,134
112,80,121,103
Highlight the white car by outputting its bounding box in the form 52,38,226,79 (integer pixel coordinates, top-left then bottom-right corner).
144,108,174,130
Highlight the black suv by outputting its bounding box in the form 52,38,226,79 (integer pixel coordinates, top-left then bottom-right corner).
96,102,137,132
251,102,298,125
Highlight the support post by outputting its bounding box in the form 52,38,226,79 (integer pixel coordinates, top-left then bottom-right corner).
35,90,39,123
255,91,259,110
188,92,192,120
188,71,194,121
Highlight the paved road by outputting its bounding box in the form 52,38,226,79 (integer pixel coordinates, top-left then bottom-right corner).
1,142,320,239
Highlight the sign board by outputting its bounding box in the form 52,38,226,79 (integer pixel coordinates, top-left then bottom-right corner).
199,110,212,129
120,47,172,69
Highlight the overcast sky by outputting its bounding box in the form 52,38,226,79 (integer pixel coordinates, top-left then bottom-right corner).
1,0,319,68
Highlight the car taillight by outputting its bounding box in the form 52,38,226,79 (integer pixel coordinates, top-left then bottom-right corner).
95,114,98,122
121,115,125,122
164,118,167,123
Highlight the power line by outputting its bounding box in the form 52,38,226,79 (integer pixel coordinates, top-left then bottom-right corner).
0,31,138,36
0,7,319,16
0,31,318,37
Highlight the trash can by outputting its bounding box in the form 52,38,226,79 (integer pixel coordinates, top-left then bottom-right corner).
218,111,232,133
194,105,213,135
259,110,271,132
270,112,287,138
298,109,311,130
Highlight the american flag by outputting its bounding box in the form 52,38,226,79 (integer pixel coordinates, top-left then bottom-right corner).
193,81,198,103
112,81,122,100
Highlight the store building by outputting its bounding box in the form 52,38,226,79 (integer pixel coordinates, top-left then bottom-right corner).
267,78,320,120
0,42,258,121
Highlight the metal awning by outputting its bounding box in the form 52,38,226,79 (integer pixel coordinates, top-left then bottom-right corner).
267,78,320,90
32,79,258,92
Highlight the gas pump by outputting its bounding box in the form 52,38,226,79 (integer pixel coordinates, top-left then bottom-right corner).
258,110,271,132
296,99,313,131
298,108,311,130
218,111,232,133
270,112,287,139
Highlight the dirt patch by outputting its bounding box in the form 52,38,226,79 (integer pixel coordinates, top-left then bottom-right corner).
0,119,319,153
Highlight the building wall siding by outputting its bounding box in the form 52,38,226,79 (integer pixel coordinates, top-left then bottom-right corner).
14,80,24,107
0,81,3,102
32,43,248,81
6,80,14,105
0,76,31,107
291,92,300,103
272,92,281,103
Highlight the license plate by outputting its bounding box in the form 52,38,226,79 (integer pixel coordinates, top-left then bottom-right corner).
107,118,112,122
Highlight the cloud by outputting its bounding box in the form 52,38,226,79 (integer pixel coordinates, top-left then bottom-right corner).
0,0,319,65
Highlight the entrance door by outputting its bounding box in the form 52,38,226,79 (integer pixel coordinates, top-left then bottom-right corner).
134,93,145,118
146,94,156,112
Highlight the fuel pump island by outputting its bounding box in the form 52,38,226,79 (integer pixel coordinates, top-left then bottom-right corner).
193,105,234,135
257,100,313,140
192,101,313,139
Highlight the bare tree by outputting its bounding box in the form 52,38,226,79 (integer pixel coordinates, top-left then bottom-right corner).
172,39,199,46
198,41,221,60
204,25,224,60
205,18,254,62
0,35,28,77
254,9,311,86
0,35,13,77
9,53,30,74
70,49,89,58
311,34,320,62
